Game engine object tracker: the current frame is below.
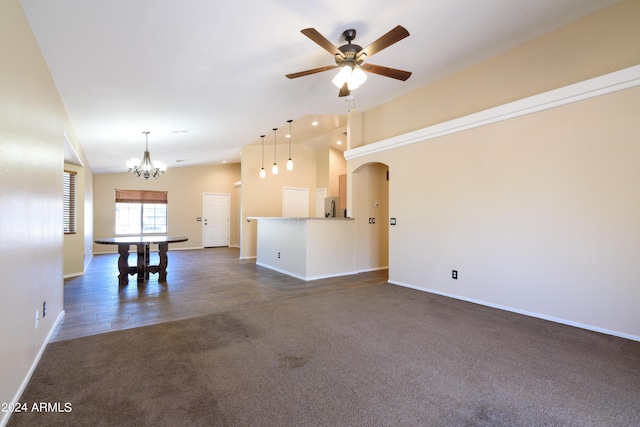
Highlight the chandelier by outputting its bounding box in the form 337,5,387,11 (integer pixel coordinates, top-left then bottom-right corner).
126,131,166,179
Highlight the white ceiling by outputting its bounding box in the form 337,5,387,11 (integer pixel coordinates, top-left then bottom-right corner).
20,0,619,174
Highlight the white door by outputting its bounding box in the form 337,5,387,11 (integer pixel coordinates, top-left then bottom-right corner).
283,187,308,217
315,188,327,217
203,193,229,247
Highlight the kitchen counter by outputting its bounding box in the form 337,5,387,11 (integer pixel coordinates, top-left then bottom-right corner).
247,217,354,221
250,217,357,281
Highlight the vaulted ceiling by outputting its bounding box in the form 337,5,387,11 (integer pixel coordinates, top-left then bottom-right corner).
20,0,619,174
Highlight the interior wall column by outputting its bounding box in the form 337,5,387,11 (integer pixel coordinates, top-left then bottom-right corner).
346,110,363,217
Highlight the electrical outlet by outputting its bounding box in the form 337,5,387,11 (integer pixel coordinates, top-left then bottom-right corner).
43,301,47,318
452,270,458,280
277,252,280,259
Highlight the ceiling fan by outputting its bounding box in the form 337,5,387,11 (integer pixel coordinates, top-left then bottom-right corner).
286,25,412,97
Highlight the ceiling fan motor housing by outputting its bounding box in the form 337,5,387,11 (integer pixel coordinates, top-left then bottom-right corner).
336,30,364,67
342,29,357,42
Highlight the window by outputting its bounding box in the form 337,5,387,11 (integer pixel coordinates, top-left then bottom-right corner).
63,170,77,234
115,189,167,235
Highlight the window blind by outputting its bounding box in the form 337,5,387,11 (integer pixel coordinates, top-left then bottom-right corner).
115,189,168,204
63,170,77,234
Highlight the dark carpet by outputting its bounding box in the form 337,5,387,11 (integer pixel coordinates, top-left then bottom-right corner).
9,283,640,426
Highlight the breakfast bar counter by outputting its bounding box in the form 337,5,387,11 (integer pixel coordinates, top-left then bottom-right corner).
249,217,356,281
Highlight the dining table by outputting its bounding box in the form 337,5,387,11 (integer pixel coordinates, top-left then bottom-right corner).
94,235,188,285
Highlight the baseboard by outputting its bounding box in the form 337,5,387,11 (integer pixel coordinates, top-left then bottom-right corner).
358,266,389,273
239,256,256,260
63,271,84,279
84,252,93,273
306,271,359,281
2,310,65,427
256,262,358,281
388,280,640,343
256,262,306,280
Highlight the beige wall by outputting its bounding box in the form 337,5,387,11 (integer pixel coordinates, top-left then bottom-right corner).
315,146,347,198
361,0,640,146
315,146,330,194
328,147,346,197
0,0,85,419
83,162,95,269
64,158,94,277
354,86,640,338
94,163,241,253
348,1,640,339
240,143,319,258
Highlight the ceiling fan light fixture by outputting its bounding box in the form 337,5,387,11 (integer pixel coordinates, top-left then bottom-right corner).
332,64,367,91
350,66,367,88
332,65,353,88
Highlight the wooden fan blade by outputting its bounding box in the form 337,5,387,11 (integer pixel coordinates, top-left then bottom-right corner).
301,28,345,58
361,63,412,81
286,65,338,79
358,25,410,59
338,82,350,97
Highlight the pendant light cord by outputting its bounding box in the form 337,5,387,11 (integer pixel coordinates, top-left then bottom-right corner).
273,128,278,166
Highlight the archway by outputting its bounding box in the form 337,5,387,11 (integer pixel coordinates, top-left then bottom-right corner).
351,162,389,275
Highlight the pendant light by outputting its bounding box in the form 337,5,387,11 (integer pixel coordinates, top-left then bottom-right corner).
286,119,293,171
272,128,278,175
259,135,266,179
